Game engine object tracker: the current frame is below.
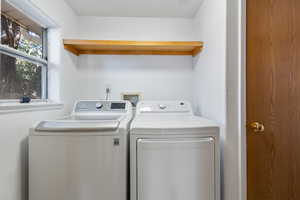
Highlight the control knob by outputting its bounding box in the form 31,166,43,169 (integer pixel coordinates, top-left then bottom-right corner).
96,102,103,109
159,104,167,110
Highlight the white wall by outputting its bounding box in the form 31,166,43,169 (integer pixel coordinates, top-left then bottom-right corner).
77,55,193,101
192,3,226,124
78,17,195,41
0,110,64,200
75,17,195,102
0,1,78,200
192,1,229,200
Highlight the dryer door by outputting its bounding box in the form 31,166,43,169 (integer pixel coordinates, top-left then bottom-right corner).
137,137,215,200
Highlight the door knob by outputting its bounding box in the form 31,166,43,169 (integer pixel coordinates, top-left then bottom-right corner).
249,122,265,133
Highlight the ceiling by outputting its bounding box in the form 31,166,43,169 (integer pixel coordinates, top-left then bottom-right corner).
65,0,203,18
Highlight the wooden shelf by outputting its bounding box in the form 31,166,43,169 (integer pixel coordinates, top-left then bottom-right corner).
63,40,203,57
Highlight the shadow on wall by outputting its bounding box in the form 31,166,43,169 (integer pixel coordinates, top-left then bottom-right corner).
73,55,194,102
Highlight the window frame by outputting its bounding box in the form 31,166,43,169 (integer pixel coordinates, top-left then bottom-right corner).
0,25,48,102
42,29,48,100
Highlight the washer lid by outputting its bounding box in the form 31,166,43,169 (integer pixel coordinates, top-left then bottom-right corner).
35,120,120,132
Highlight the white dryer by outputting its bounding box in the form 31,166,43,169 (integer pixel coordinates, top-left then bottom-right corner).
130,101,220,200
29,100,132,200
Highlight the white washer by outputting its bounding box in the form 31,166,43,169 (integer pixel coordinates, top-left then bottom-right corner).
29,100,132,200
130,101,220,200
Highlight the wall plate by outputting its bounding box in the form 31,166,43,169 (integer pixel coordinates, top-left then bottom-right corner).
121,93,141,107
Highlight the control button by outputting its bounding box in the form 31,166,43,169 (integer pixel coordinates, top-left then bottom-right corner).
159,104,167,110
113,138,120,146
95,103,103,109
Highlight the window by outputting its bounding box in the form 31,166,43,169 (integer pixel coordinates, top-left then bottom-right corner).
0,0,47,100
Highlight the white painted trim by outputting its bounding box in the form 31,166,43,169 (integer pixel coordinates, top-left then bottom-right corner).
226,0,246,199
240,0,247,200
0,102,63,114
0,44,48,66
6,0,58,28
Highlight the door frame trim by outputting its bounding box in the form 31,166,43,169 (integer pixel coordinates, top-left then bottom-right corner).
226,0,246,200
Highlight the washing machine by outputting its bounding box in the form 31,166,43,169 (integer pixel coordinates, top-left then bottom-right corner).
29,100,132,200
130,101,220,200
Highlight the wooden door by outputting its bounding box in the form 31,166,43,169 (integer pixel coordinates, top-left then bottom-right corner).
247,0,300,199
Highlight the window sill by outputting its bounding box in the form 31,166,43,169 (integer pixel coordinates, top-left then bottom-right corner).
0,101,63,114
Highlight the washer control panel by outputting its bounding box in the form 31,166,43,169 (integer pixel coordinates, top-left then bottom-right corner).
75,101,127,113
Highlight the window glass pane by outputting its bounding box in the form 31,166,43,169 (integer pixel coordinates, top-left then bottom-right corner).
1,0,44,58
0,52,43,99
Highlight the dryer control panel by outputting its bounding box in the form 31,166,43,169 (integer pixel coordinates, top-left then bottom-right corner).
136,101,193,115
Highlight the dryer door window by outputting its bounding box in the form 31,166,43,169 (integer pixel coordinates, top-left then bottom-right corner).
137,138,215,200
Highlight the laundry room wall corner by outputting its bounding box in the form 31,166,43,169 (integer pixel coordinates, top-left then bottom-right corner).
192,0,227,125
192,0,228,199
